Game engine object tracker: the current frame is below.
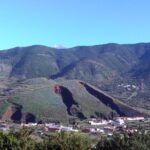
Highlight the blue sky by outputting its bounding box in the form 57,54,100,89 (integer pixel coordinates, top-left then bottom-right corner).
0,0,150,49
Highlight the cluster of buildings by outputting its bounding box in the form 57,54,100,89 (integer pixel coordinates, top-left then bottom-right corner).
117,84,139,91
88,117,144,126
45,123,79,132
21,122,79,132
84,117,145,135
0,116,148,136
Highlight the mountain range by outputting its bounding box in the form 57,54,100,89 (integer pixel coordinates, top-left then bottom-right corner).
0,43,149,123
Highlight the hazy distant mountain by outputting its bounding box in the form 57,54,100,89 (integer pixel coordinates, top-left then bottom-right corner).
0,43,149,81
0,43,150,122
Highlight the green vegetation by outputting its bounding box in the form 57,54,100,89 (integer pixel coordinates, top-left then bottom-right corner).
3,79,142,123
0,100,11,117
60,80,114,117
1,43,149,82
96,132,150,150
0,128,150,150
0,43,150,121
10,82,68,122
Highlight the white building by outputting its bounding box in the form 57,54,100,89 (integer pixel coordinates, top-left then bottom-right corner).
0,124,9,132
126,117,144,121
60,125,79,132
111,118,125,127
89,119,108,126
45,124,78,132
21,123,37,127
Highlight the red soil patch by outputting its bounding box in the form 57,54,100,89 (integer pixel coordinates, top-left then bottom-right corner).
53,85,61,94
1,106,14,121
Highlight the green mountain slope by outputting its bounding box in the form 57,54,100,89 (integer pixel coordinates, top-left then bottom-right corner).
0,78,145,123
0,43,150,118
0,43,149,80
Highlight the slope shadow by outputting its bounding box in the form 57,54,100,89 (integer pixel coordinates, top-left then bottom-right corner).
60,86,86,119
25,113,36,123
10,103,23,123
80,82,125,116
50,59,84,79
21,113,36,123
50,62,77,79
80,82,145,117
11,107,22,123
9,102,36,123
